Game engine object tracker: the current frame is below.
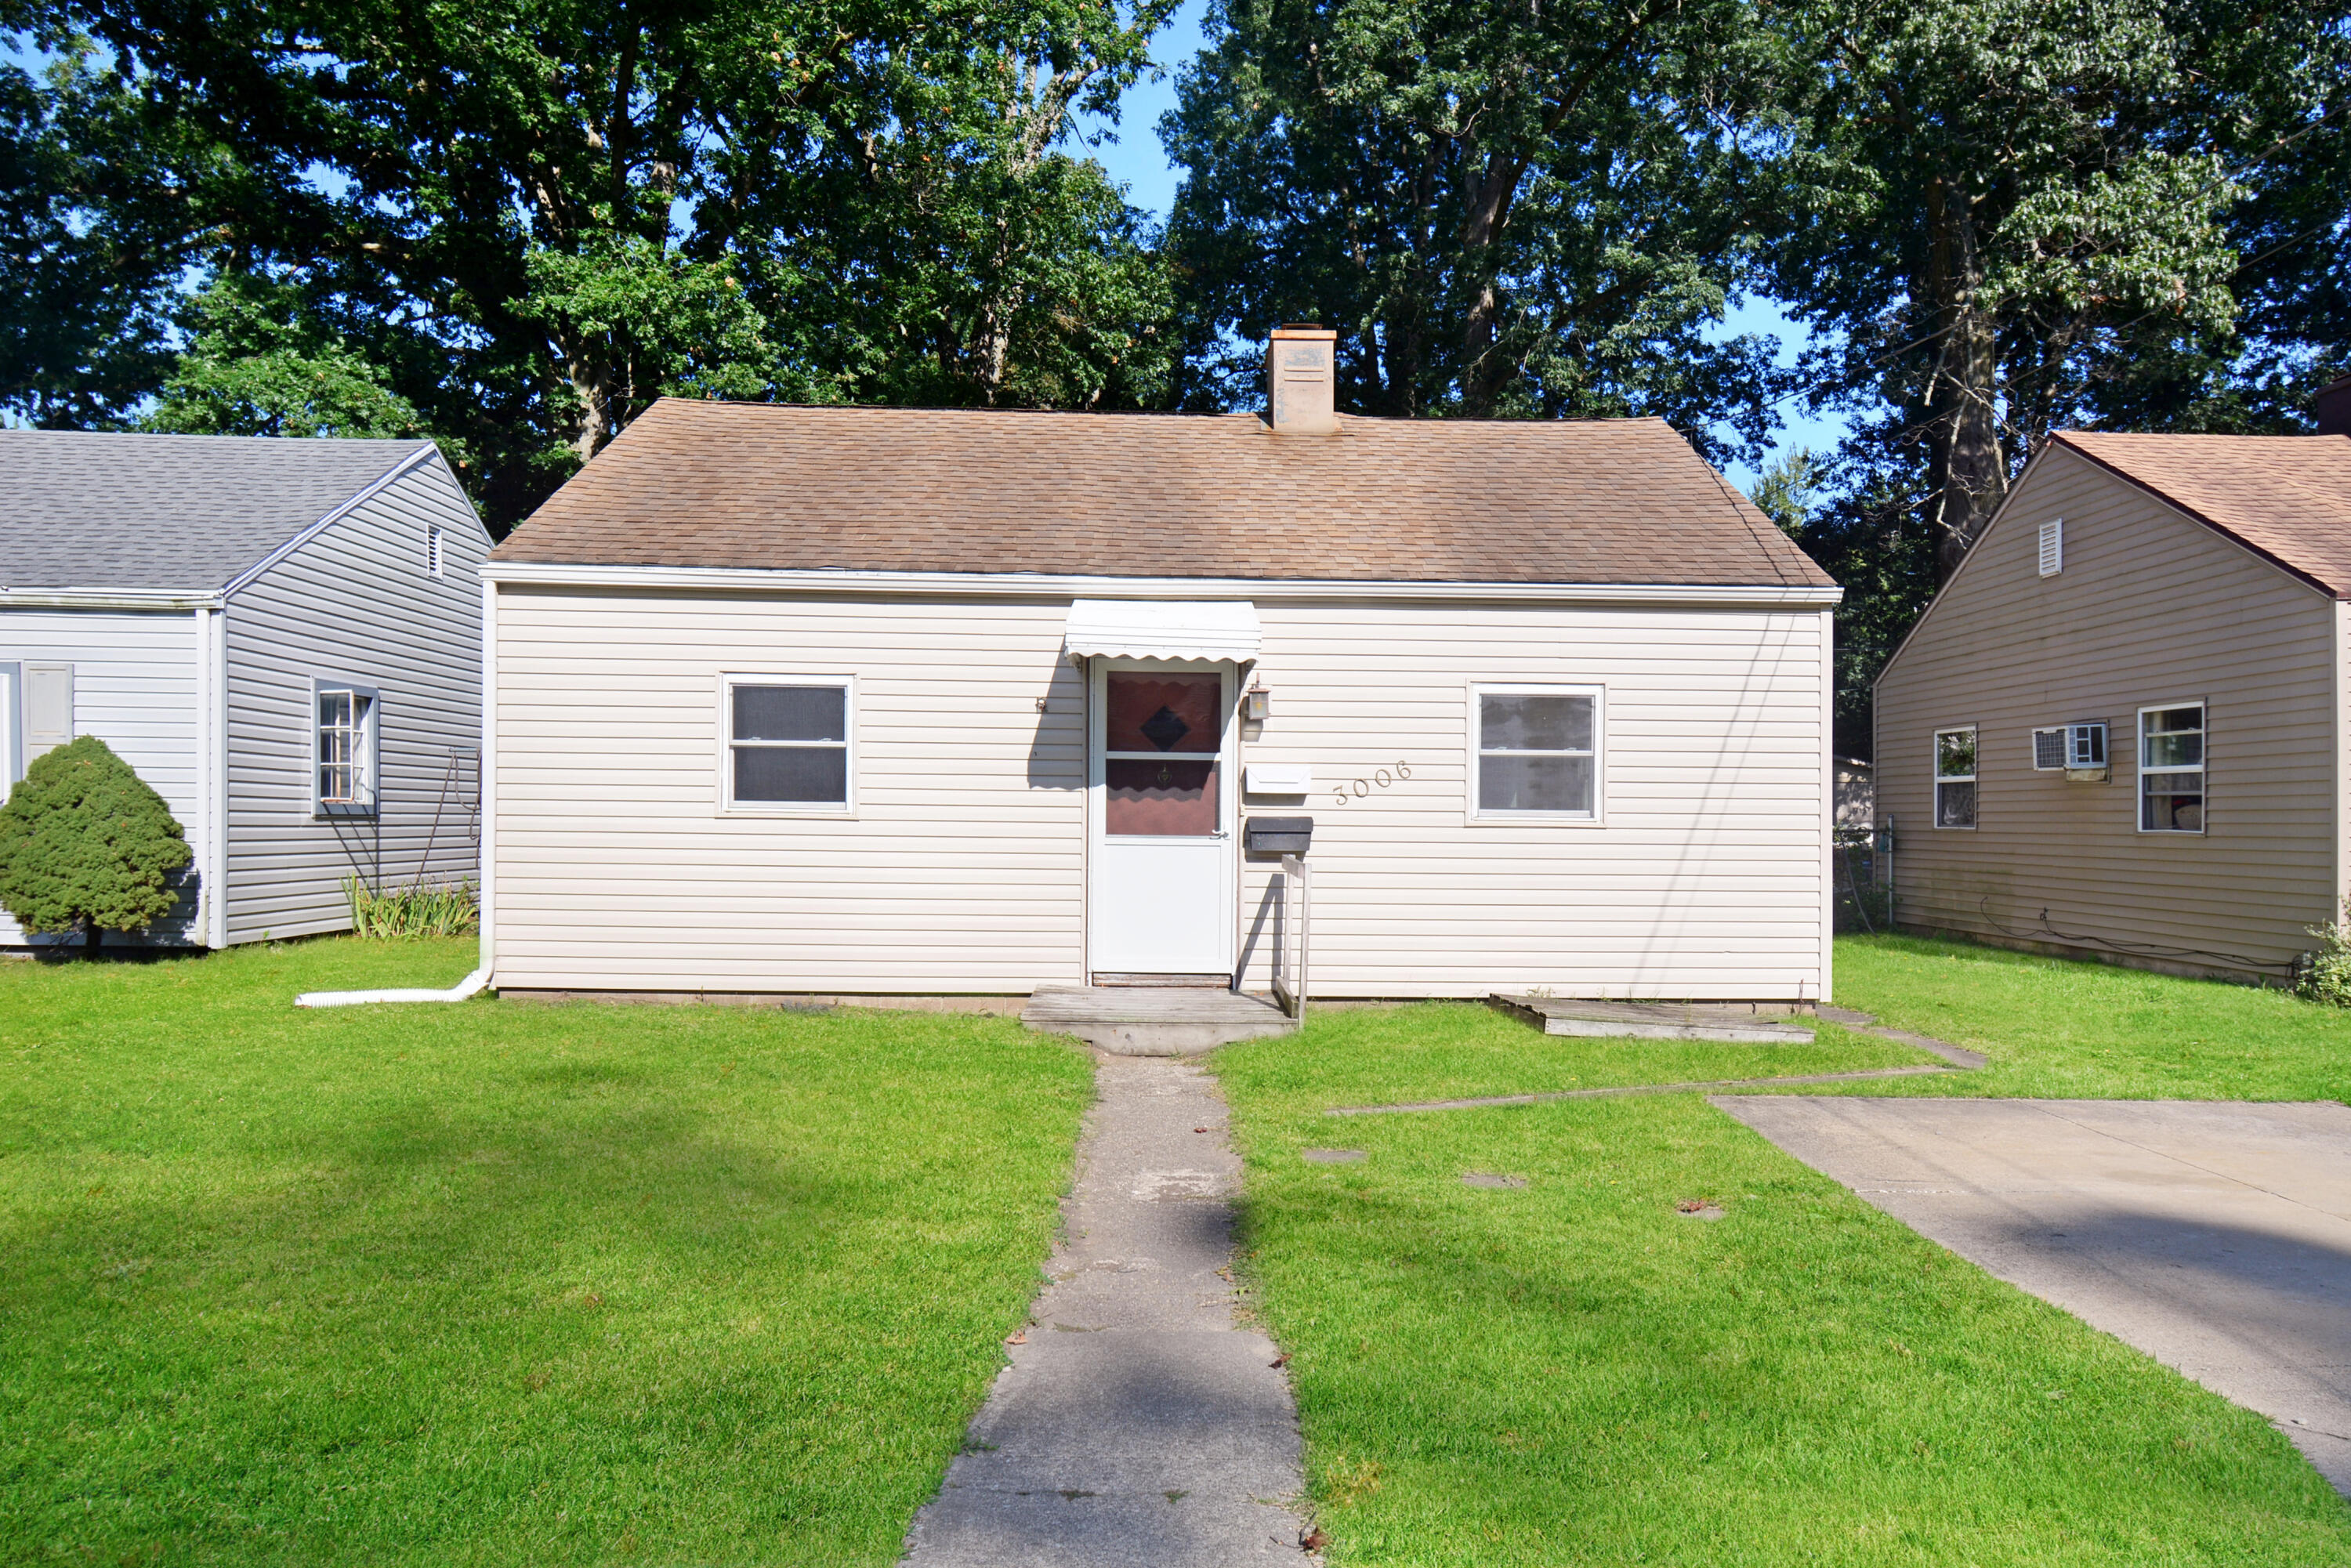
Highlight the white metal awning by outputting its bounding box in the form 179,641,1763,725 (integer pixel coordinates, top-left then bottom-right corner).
1063,599,1262,663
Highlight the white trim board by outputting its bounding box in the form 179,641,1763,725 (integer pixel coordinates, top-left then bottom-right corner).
481,559,1843,609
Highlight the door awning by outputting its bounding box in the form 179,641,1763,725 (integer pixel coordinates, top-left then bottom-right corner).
1063,599,1262,663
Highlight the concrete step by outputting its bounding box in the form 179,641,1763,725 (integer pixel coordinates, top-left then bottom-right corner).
1023,987,1298,1056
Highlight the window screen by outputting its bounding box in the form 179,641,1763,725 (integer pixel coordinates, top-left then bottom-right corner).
1476,690,1597,817
729,682,849,807
1934,727,1976,827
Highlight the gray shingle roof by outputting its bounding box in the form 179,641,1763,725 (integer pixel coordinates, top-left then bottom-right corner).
0,431,434,592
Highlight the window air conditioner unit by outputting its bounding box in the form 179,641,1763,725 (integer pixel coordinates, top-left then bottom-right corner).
2033,722,2108,780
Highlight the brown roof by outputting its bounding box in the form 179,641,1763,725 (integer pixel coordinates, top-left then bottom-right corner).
2052,430,2351,596
491,400,1834,589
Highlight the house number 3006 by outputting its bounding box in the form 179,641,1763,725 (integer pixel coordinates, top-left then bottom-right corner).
1331,760,1412,806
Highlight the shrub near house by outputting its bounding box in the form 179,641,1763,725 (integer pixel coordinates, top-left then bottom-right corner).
0,735,191,951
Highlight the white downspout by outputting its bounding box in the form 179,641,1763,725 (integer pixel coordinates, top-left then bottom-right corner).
197,605,230,948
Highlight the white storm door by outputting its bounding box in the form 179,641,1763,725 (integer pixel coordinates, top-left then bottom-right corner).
1087,661,1236,976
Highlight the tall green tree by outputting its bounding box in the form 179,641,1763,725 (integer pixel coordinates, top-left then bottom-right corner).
1767,0,2349,579
1161,0,1790,456
5,0,1178,527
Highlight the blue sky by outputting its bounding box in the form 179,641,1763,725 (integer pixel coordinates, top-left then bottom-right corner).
1074,0,1852,490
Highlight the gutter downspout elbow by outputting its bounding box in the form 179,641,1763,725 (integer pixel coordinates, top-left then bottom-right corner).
295,966,493,1008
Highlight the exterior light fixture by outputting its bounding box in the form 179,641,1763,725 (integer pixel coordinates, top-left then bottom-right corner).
1242,684,1271,722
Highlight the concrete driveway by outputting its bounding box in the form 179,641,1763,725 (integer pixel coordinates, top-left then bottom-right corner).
1713,1096,2351,1495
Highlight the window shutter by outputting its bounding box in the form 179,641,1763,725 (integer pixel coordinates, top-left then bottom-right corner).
24,662,72,755
2038,519,2063,577
2032,728,2065,770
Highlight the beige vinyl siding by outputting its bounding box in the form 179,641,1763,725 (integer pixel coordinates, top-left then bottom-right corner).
1234,602,1829,999
223,457,488,941
1875,444,2336,974
491,590,1829,1000
0,607,202,946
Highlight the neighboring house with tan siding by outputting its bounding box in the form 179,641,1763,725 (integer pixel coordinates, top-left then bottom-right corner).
1874,429,2351,980
480,331,1844,1002
1,433,490,950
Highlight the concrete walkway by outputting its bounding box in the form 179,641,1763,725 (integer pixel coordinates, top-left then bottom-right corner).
901,1053,1313,1566
1717,1096,2351,1494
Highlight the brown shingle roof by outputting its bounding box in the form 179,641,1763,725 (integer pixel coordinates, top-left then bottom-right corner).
2053,430,2351,596
491,400,1835,589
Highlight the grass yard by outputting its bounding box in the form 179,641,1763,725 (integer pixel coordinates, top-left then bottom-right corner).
1833,933,2351,1101
1218,958,2351,1565
0,938,1091,1566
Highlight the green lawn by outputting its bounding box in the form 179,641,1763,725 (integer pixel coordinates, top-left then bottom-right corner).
1834,934,2351,1101
0,939,1090,1566
1219,952,2351,1564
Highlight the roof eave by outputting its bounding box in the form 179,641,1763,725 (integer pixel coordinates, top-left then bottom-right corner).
479,559,1841,608
0,587,223,610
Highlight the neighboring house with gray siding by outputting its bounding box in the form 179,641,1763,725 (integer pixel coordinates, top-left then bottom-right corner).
1874,429,2351,980
478,331,1844,1003
2,432,490,950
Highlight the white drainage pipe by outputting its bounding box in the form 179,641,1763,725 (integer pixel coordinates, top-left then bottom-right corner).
295,967,492,1008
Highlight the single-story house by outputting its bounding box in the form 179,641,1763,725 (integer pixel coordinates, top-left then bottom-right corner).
2,433,490,949
1873,425,2351,980
479,330,1843,1001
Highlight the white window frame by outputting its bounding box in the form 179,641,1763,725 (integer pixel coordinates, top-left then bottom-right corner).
1933,725,1977,829
718,673,856,817
2038,518,2063,578
2136,701,2205,835
313,679,380,818
1465,683,1604,826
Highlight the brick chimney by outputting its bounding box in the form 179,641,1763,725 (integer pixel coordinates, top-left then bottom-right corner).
1267,325,1337,435
2317,375,2351,437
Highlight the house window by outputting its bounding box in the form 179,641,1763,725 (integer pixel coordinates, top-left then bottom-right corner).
725,676,851,810
1933,727,1976,827
427,527,445,578
2139,703,2204,832
2038,519,2063,577
316,683,379,815
1472,686,1600,819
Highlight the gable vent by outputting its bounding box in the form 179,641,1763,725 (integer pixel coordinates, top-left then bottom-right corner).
427,527,445,578
2038,518,2063,577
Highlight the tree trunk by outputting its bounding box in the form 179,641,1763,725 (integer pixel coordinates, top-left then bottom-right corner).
1922,175,2006,581
83,915,100,955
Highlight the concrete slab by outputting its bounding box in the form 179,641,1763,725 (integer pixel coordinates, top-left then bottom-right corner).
1715,1096,2351,1495
901,1053,1313,1566
1491,994,1816,1043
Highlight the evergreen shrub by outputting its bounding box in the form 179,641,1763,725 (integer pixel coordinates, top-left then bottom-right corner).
0,735,193,951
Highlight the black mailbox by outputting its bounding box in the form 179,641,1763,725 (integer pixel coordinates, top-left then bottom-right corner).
1244,816,1313,854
